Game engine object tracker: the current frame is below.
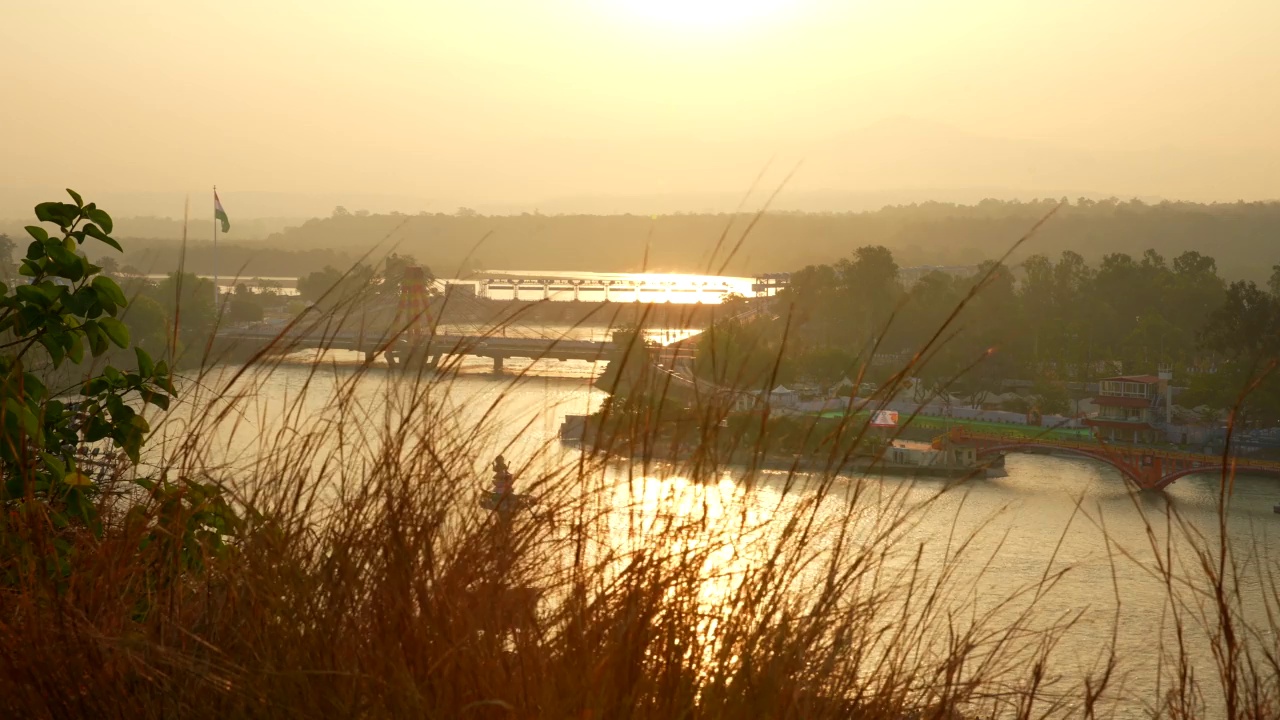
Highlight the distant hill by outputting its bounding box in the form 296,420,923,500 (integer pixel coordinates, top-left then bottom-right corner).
244,199,1280,282
0,215,301,243
10,199,1277,283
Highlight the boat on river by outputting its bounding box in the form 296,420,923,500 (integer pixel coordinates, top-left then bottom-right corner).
865,438,1006,479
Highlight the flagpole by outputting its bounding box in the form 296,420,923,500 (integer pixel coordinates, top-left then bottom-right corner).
213,185,219,307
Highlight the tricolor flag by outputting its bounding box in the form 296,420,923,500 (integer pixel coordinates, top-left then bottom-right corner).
214,191,230,233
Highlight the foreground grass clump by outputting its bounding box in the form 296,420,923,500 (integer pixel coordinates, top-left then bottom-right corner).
1,195,1278,719
0,353,1042,718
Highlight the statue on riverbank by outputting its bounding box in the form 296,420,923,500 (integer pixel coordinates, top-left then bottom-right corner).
492,455,513,496
481,455,533,513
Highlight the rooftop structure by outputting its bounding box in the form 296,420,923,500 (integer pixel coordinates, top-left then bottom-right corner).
1085,371,1172,443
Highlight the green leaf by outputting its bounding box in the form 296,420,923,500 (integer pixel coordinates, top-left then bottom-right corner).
121,436,141,464
33,203,57,224
62,288,91,316
26,240,44,261
67,333,84,364
66,188,83,207
67,488,99,527
3,398,39,439
25,225,49,243
39,334,66,367
98,317,130,348
140,388,170,410
71,256,90,282
39,452,67,480
47,242,78,268
83,321,109,356
87,227,123,253
92,276,127,307
20,372,47,401
15,284,50,307
85,207,113,234
38,282,61,302
83,223,110,243
34,202,78,228
135,347,155,376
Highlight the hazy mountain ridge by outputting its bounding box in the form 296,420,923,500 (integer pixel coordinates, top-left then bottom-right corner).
0,214,304,243
8,198,1277,283
220,199,1280,281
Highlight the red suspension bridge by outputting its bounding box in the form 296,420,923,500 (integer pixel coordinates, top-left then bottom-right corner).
941,427,1280,490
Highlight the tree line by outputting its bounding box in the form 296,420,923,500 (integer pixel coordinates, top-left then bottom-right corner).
20,198,1280,286
247,198,1280,282
696,246,1280,425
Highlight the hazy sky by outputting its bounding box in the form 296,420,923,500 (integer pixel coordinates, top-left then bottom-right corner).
4,0,1279,213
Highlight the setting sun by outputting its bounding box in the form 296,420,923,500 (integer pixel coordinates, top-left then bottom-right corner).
609,0,794,31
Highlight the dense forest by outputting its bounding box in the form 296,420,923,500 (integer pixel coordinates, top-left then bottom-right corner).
696,246,1280,424
22,198,1280,282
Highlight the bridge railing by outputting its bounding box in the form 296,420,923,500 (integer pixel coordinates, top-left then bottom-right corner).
950,428,1280,472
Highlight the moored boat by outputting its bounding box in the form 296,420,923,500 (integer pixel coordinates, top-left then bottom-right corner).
866,438,1006,479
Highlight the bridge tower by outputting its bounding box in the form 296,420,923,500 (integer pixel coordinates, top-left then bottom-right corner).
396,266,430,341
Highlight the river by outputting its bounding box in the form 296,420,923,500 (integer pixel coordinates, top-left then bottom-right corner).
150,344,1279,719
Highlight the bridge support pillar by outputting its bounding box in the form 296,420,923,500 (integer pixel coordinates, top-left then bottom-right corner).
385,350,400,366
493,355,505,375
1140,456,1164,489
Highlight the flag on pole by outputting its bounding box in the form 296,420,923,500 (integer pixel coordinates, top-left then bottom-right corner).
214,191,230,233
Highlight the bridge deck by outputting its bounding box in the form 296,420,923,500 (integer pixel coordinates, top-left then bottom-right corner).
949,428,1280,488
216,329,696,363
954,428,1280,473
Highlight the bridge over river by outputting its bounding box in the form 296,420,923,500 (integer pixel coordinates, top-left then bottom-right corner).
946,428,1280,490
212,265,774,374
215,328,696,374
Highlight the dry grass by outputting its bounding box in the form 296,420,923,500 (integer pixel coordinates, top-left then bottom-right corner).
2,226,1279,719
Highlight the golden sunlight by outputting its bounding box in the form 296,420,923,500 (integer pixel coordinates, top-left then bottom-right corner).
609,0,794,32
